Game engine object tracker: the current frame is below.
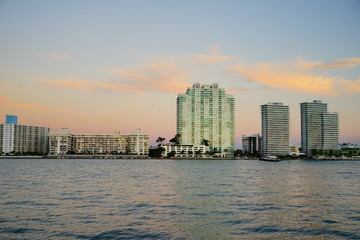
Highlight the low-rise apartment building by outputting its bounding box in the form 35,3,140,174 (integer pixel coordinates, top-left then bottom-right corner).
49,129,149,155
161,143,209,157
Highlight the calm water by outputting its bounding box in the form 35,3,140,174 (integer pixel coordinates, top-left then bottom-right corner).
0,159,359,240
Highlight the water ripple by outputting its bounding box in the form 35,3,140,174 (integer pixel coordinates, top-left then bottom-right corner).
0,159,359,239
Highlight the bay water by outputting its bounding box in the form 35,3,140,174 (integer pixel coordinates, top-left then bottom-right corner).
1,159,359,239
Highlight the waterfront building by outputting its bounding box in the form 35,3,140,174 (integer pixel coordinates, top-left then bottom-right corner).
49,129,149,155
242,134,261,154
161,143,209,158
300,100,339,156
128,129,149,155
177,82,235,157
0,115,49,155
48,128,72,155
261,102,290,156
321,113,339,150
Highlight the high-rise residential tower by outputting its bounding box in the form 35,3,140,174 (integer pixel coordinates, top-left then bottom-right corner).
177,83,235,157
300,100,339,156
0,115,49,155
261,102,290,156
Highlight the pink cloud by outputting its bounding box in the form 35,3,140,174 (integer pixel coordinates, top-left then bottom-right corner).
40,78,143,94
0,96,75,113
314,57,360,69
41,63,190,95
293,57,360,70
226,62,336,95
109,63,190,94
225,57,360,96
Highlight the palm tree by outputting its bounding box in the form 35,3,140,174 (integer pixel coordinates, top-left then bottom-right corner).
156,137,166,146
201,139,209,146
169,134,181,144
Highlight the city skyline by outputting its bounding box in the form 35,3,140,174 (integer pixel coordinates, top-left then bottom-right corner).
1,1,359,147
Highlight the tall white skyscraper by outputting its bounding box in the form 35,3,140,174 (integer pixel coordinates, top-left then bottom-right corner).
261,102,290,156
301,100,339,156
177,83,235,157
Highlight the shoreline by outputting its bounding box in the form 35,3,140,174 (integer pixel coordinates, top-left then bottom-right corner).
0,155,359,161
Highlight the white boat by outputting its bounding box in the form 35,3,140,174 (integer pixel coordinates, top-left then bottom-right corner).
259,155,281,162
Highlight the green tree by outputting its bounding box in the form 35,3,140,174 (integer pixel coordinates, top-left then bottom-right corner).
201,139,209,146
323,149,328,156
67,150,76,154
156,137,166,146
312,149,319,156
254,151,261,158
149,147,165,158
210,148,219,157
234,149,243,157
167,151,176,158
347,150,354,158
169,134,181,144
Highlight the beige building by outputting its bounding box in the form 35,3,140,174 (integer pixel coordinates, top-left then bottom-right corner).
49,128,72,155
49,129,149,155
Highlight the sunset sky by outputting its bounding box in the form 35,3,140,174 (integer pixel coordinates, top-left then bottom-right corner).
1,0,359,147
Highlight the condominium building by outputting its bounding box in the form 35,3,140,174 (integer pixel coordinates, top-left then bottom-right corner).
49,129,149,155
177,82,235,157
0,115,49,155
300,100,339,156
321,113,339,150
261,102,290,156
242,134,261,154
48,128,72,155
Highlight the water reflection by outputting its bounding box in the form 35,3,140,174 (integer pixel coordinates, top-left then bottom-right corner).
0,159,359,239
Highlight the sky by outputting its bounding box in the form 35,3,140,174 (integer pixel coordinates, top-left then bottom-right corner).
0,0,359,148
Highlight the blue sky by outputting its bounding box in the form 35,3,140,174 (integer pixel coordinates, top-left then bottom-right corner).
1,0,359,147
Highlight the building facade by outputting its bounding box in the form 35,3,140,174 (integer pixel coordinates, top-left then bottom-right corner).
301,100,339,156
161,144,209,158
48,128,72,155
242,134,261,155
49,129,149,155
261,102,290,156
321,113,339,150
0,115,49,155
177,82,235,157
